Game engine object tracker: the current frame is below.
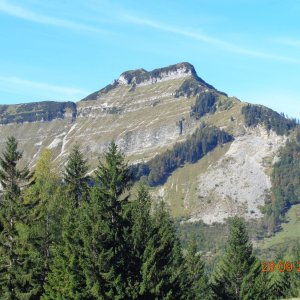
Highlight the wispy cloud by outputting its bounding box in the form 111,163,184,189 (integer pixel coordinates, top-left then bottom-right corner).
121,13,300,64
0,0,105,33
0,76,89,102
273,37,300,48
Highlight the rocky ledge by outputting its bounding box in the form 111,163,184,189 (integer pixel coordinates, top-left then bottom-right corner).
0,101,77,125
118,62,197,86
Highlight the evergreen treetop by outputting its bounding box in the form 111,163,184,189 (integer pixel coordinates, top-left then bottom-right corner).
0,136,32,198
64,144,89,207
211,217,255,300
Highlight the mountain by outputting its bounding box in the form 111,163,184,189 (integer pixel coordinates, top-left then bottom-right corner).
0,62,298,226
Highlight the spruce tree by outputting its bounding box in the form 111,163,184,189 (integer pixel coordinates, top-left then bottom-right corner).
0,136,32,197
80,141,132,299
140,201,183,299
43,196,88,300
0,136,36,299
44,147,90,299
268,269,291,300
240,259,271,300
24,149,63,297
126,184,153,298
183,236,211,300
267,253,296,300
64,144,89,207
211,216,255,300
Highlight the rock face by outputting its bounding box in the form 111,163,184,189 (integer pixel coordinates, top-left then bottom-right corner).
187,126,286,224
117,62,196,86
0,62,289,223
0,101,76,125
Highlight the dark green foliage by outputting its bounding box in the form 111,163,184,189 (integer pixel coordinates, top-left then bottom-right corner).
240,259,271,300
95,141,132,199
0,101,77,124
1,137,296,300
175,78,208,98
191,92,218,119
25,149,65,298
211,217,256,300
79,141,133,299
0,136,38,299
242,104,297,135
0,136,32,197
174,78,219,119
132,126,233,186
272,140,300,208
42,147,89,299
64,144,89,207
183,236,212,300
268,267,293,299
43,197,88,300
263,139,300,231
126,185,153,297
139,201,183,299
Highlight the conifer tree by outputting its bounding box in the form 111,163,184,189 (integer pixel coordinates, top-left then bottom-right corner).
43,196,88,300
211,216,255,300
44,147,89,299
64,144,89,207
0,136,36,298
0,136,32,197
140,201,183,299
183,236,211,300
79,141,132,299
240,259,271,300
126,184,153,298
267,253,297,300
24,149,63,297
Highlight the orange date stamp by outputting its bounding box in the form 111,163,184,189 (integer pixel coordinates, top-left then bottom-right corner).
262,261,300,273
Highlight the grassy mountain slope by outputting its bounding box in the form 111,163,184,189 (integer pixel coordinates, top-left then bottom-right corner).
0,62,298,228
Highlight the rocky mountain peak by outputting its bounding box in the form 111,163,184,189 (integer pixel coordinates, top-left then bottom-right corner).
81,62,214,102
118,62,197,86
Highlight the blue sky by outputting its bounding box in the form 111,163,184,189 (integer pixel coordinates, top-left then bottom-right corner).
0,0,300,118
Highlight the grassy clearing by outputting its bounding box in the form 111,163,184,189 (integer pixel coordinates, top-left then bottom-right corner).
255,204,300,261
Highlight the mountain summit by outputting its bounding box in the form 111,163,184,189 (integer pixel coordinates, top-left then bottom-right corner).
117,62,198,85
81,62,215,102
0,62,297,224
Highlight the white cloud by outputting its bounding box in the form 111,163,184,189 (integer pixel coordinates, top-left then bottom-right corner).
0,76,89,102
121,13,300,64
0,0,105,32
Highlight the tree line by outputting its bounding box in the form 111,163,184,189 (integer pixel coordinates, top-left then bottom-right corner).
0,136,299,299
261,136,300,234
242,104,298,136
132,126,233,186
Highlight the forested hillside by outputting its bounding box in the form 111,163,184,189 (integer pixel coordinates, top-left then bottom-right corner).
0,137,299,299
242,104,298,135
262,131,300,233
132,125,233,186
